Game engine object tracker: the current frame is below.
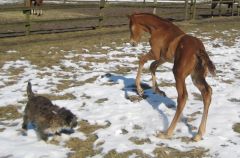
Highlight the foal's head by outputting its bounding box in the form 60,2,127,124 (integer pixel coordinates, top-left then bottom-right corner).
128,14,147,47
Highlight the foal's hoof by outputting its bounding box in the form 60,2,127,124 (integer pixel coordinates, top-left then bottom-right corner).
156,132,171,139
137,88,144,97
192,134,202,142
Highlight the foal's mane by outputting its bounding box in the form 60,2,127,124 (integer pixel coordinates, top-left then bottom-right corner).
132,12,172,24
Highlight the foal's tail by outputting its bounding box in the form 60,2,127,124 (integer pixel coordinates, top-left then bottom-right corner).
27,81,35,99
197,49,216,76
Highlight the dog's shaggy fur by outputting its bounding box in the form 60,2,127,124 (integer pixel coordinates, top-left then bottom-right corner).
22,82,78,141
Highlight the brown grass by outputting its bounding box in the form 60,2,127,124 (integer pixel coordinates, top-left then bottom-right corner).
129,137,151,145
65,120,111,158
153,147,208,158
95,98,108,104
77,120,110,135
66,135,99,158
104,149,150,158
233,123,240,134
0,105,22,121
41,93,76,100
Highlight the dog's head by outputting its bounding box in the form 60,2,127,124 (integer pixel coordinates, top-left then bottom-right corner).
46,107,78,134
58,107,78,129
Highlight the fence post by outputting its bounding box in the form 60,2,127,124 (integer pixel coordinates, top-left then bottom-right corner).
23,0,31,35
153,0,157,14
219,0,222,16
99,0,105,28
192,0,196,20
184,0,188,20
189,0,193,19
237,0,240,16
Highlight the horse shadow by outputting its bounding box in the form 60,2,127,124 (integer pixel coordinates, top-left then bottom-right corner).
103,73,196,136
103,73,176,131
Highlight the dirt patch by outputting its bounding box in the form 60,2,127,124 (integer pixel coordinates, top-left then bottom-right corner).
95,98,108,104
66,135,99,158
104,149,150,158
129,137,151,145
233,123,240,134
0,105,22,121
77,120,110,135
65,120,111,158
153,147,208,158
40,93,76,100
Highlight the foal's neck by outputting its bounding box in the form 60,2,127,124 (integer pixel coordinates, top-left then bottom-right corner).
140,16,172,34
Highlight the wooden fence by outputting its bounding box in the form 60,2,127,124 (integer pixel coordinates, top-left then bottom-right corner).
0,0,239,37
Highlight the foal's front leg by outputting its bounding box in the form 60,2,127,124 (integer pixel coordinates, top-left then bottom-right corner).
136,51,154,96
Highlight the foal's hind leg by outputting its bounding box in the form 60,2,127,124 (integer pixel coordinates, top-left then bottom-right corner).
157,72,188,138
150,60,166,97
191,72,212,141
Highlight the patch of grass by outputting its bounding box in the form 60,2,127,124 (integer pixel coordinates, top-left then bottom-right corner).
104,149,151,158
153,147,208,158
2,80,18,87
133,124,143,130
56,79,75,91
126,95,143,102
221,79,234,84
78,76,99,85
192,92,202,101
228,98,240,103
95,98,108,104
158,81,175,87
81,93,92,99
187,111,202,123
84,57,108,63
120,128,128,135
66,135,100,158
78,120,110,135
113,65,132,74
67,120,112,157
0,105,22,121
233,123,240,134
40,93,76,100
0,128,6,132
177,136,194,144
8,67,25,77
129,137,151,145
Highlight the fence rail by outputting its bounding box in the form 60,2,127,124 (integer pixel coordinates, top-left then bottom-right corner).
0,0,239,37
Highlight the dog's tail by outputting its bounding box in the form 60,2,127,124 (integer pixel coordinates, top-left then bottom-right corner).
27,81,35,99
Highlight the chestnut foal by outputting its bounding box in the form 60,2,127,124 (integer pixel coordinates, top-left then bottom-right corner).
128,13,216,141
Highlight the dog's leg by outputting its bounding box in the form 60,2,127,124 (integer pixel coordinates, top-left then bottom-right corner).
21,114,29,136
37,127,48,141
22,114,28,130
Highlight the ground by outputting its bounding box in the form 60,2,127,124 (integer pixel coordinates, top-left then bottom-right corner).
0,2,240,158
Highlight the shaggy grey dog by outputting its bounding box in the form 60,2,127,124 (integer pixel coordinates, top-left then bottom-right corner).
22,82,78,141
